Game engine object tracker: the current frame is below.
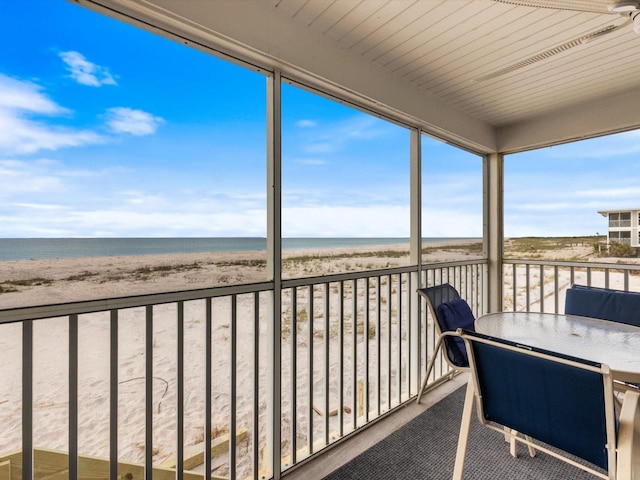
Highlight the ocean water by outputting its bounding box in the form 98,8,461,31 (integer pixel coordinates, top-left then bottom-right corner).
0,237,475,262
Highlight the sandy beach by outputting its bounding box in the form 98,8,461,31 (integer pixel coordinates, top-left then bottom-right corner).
0,238,480,309
1,237,636,478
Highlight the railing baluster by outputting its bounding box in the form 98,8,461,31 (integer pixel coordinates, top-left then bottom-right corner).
338,281,344,437
525,264,531,310
352,279,357,429
69,314,78,480
376,276,382,417
23,320,33,480
554,265,559,313
308,285,313,454
387,275,391,409
570,265,575,287
512,264,517,312
625,270,630,291
110,310,118,480
253,292,260,478
205,298,212,480
291,288,297,463
230,295,237,480
539,265,544,313
397,274,401,404
364,278,370,423
323,284,330,446
407,273,413,398
177,302,184,479
145,305,153,480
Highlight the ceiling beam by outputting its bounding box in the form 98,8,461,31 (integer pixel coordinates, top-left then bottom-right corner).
497,86,640,153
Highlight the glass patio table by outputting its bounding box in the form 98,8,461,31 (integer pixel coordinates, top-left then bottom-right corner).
475,311,640,384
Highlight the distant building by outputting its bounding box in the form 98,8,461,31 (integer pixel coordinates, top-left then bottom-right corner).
598,209,638,246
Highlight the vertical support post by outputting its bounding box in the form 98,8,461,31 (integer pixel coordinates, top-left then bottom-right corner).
266,69,283,480
485,152,504,313
409,128,422,396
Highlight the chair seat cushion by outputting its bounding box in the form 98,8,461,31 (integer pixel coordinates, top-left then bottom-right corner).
437,299,475,367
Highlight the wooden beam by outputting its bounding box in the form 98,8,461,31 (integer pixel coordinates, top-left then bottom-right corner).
161,428,248,471
0,448,208,480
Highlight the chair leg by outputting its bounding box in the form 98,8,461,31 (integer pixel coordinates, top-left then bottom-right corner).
525,436,536,457
617,390,640,480
453,380,476,480
505,429,536,458
416,339,443,404
509,429,517,458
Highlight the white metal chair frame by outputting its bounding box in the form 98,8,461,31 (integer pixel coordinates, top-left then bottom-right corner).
454,330,640,480
416,285,465,404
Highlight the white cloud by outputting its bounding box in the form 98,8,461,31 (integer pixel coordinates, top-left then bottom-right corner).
295,114,398,156
0,74,67,115
105,107,164,136
0,75,105,155
294,158,326,165
59,51,117,87
574,187,640,198
0,159,66,195
0,109,104,154
12,202,66,211
296,119,317,128
283,205,411,237
512,202,574,212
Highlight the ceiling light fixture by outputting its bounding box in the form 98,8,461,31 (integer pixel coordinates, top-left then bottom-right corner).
609,0,640,13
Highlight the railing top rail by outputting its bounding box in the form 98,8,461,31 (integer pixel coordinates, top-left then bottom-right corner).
282,265,418,289
503,258,640,271
0,258,488,324
0,281,274,324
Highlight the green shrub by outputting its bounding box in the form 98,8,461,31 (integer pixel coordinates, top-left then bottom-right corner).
608,241,635,258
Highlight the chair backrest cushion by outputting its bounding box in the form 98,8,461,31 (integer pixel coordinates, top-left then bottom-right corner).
469,334,609,469
422,284,460,312
565,284,640,326
436,299,475,367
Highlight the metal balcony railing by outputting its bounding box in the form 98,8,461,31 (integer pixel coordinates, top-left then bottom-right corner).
503,259,640,313
0,259,486,480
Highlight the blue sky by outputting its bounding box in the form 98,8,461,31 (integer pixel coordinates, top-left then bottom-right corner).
504,131,640,237
0,1,637,239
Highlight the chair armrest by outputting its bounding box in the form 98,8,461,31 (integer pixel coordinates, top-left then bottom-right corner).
617,390,640,480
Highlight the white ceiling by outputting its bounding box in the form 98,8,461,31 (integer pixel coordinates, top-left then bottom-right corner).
79,0,640,154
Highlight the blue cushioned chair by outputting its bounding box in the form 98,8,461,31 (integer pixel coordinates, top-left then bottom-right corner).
565,284,640,327
416,284,474,404
566,284,640,392
453,329,640,480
